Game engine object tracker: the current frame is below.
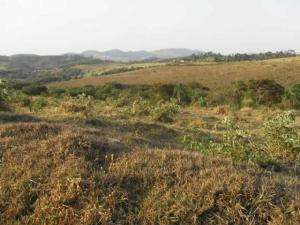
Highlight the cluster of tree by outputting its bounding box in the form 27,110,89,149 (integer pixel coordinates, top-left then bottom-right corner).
99,66,144,76
184,50,297,62
0,67,84,84
2,54,103,72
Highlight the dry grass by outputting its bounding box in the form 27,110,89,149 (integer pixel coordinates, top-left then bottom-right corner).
0,122,299,225
51,57,300,90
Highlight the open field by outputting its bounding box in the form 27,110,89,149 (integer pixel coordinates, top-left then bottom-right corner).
51,57,300,90
1,96,300,224
1,56,300,224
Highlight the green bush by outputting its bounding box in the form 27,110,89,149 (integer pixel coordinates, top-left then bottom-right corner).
66,85,96,97
198,96,207,107
49,88,66,97
9,90,31,107
95,82,124,100
150,99,180,122
226,81,248,108
263,111,299,160
0,79,9,111
226,79,284,108
247,79,284,105
32,97,48,112
284,84,300,109
173,83,192,104
22,84,48,96
182,111,299,166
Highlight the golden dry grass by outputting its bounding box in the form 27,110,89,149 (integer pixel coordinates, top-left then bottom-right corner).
51,57,300,90
0,122,299,225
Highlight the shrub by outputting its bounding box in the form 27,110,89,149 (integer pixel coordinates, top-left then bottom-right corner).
155,83,209,104
61,94,94,118
207,92,227,106
182,111,299,166
198,96,207,107
284,84,300,109
247,79,284,105
155,84,176,100
22,84,48,95
95,82,125,100
214,117,257,162
100,66,143,76
48,88,66,97
0,79,9,111
9,90,31,107
263,111,299,160
66,85,96,97
31,97,48,112
131,98,152,116
61,67,84,79
173,83,192,104
226,79,285,108
150,99,180,122
7,80,30,90
226,81,248,108
241,91,256,108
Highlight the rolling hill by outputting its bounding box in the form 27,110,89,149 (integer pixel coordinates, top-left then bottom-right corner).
81,48,203,62
51,56,300,91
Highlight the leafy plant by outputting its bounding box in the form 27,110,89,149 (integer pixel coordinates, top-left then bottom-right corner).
150,99,180,122
9,90,31,107
283,84,300,109
0,79,10,111
32,97,48,112
198,96,207,107
263,111,299,159
173,83,192,104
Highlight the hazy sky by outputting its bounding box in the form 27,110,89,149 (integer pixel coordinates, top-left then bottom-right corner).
0,0,299,55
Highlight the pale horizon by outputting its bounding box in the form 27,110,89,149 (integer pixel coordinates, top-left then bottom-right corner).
1,0,299,55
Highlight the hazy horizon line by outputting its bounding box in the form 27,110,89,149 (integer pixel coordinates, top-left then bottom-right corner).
1,48,299,57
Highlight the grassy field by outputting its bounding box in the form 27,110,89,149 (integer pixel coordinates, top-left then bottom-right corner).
1,57,300,224
1,101,299,224
51,57,300,90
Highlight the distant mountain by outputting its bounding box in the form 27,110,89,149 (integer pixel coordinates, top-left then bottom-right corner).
151,48,203,59
81,48,203,62
0,48,203,73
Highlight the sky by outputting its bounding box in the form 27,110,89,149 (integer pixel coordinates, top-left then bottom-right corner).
0,0,299,55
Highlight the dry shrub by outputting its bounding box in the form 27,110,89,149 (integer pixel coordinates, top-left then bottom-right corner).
0,123,299,224
0,101,10,112
61,94,94,118
247,79,285,105
150,100,180,123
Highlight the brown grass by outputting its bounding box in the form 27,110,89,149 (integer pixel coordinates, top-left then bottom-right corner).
0,122,299,224
51,57,300,90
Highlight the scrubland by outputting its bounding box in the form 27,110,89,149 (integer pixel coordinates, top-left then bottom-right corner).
0,57,300,224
